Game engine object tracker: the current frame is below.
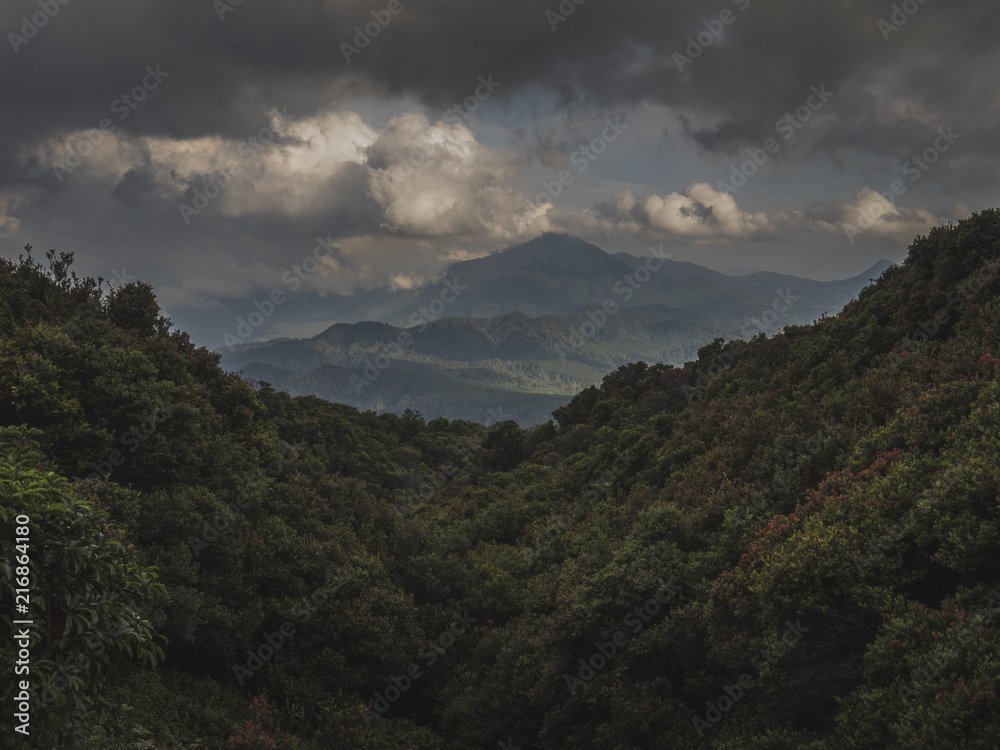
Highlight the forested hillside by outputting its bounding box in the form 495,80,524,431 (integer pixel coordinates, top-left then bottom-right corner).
219,307,721,427
2,210,999,748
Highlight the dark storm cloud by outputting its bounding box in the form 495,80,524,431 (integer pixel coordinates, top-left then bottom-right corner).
2,0,998,184
111,167,157,208
0,0,994,331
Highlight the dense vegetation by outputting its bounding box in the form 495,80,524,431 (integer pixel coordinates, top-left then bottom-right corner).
1,209,999,748
219,306,716,427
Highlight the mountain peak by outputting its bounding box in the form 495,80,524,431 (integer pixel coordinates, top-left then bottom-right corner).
479,233,631,277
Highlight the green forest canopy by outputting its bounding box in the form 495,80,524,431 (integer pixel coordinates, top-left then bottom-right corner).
1,210,999,748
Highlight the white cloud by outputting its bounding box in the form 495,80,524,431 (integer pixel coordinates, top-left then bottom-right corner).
560,183,776,241
828,187,945,244
23,107,544,243
6,108,964,320
0,193,22,239
365,112,535,238
638,183,773,238
545,182,954,249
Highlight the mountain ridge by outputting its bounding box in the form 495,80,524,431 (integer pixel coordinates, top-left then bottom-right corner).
217,236,893,423
243,235,892,342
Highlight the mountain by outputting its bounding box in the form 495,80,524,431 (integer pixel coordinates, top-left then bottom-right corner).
218,236,893,424
375,233,891,329
226,234,892,343
380,233,637,323
220,307,725,425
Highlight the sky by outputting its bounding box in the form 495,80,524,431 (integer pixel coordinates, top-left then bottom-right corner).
1,0,997,348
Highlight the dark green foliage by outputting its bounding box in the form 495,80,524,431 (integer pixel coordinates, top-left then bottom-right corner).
1,210,999,747
0,425,166,748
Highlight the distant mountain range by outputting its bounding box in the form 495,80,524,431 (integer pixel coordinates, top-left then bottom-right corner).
218,234,892,425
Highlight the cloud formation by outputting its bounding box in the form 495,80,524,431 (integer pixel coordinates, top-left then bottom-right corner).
0,0,994,344
2,0,998,178
547,182,955,249
589,184,773,239
365,112,528,238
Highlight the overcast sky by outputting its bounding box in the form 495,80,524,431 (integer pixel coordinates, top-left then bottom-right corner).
2,0,997,346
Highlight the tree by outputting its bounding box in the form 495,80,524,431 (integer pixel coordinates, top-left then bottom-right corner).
0,425,167,748
482,421,526,473
104,281,170,337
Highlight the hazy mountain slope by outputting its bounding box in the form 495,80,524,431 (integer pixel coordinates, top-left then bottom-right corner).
217,239,888,424
237,360,576,426
228,234,889,347
375,234,890,328
218,306,728,423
